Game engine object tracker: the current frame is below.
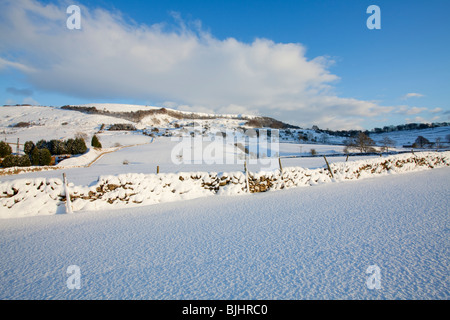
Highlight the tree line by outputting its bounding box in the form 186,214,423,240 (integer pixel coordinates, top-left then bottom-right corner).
0,135,102,168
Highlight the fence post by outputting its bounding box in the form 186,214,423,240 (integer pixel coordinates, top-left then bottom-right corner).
278,157,283,175
346,154,349,162
323,155,334,179
63,173,73,213
157,165,159,174
17,138,20,155
244,161,250,193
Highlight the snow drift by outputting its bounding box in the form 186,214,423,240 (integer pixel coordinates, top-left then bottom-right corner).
1,152,449,219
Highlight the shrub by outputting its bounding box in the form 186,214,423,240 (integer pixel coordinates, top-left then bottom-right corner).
0,141,12,157
91,135,102,148
1,154,31,168
24,141,35,155
31,147,40,165
310,148,317,156
12,122,31,128
36,139,49,151
19,154,31,167
65,138,75,154
108,123,137,131
64,137,87,155
38,148,52,166
49,140,68,155
73,137,87,154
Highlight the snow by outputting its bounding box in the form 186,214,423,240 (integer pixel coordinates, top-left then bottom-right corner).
1,151,448,219
80,103,160,113
0,105,137,145
1,103,448,300
370,126,450,147
0,167,448,299
55,147,115,167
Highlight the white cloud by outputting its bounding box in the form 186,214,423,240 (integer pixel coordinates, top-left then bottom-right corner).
395,105,428,115
402,93,425,100
405,116,438,124
0,57,36,73
429,107,443,114
0,0,397,129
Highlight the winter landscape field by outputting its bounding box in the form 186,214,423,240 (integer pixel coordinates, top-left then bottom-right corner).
0,104,449,300
1,0,449,304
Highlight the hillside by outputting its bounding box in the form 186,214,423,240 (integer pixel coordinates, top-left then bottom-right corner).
3,104,448,154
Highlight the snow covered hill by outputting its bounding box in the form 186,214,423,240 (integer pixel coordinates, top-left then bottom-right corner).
0,105,138,145
1,104,449,154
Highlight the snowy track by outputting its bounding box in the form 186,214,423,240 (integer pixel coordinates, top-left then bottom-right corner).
0,168,448,299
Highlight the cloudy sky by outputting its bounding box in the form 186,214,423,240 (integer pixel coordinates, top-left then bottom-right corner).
0,0,449,130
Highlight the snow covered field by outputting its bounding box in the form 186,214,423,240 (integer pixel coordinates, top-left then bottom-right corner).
0,167,448,299
1,104,448,300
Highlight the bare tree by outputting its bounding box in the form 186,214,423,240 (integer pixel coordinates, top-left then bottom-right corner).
380,136,396,152
415,136,430,148
345,132,376,153
319,133,329,144
435,137,442,149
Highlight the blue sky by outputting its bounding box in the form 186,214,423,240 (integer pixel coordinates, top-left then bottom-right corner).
0,0,449,130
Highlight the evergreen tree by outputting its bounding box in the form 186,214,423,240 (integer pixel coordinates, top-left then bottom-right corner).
31,147,40,165
91,135,102,148
1,155,31,168
36,139,49,151
19,154,31,167
0,141,12,157
39,148,52,166
24,141,35,155
73,137,87,154
49,140,67,155
65,138,75,155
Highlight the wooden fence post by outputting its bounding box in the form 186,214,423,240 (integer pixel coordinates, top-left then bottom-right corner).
157,165,160,174
278,157,283,175
244,161,250,193
63,173,73,214
323,155,334,179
